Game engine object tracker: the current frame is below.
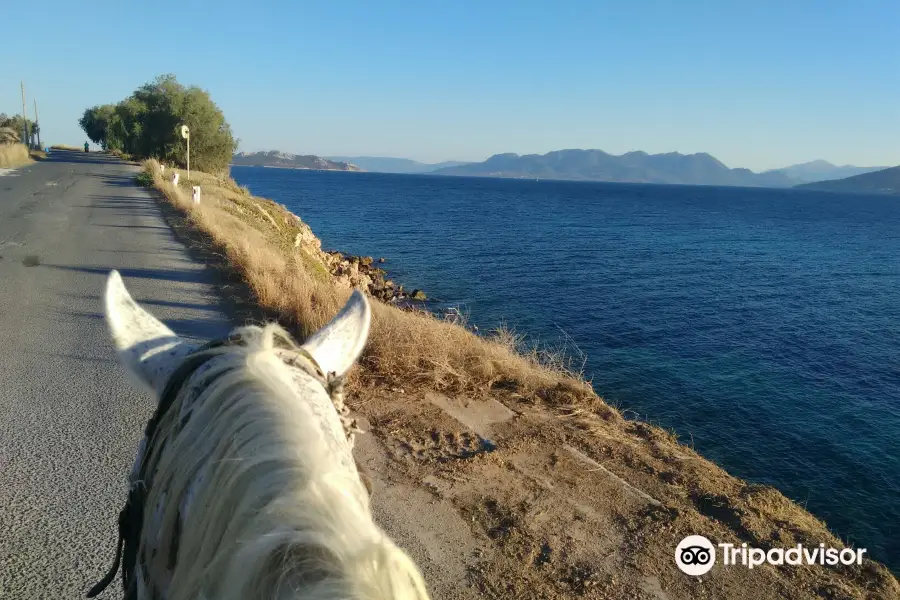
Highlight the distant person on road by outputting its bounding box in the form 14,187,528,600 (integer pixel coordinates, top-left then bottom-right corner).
84,141,89,153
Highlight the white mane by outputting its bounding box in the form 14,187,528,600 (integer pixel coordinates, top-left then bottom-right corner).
102,270,431,600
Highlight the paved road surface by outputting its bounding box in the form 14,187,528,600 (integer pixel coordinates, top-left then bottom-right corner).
0,151,232,597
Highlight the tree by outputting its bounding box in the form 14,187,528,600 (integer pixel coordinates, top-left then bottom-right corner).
110,98,146,154
79,104,119,149
176,85,237,172
78,74,237,173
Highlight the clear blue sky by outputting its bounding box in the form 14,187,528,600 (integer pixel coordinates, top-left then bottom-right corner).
4,1,898,170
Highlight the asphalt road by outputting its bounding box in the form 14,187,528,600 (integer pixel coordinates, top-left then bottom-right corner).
0,151,232,597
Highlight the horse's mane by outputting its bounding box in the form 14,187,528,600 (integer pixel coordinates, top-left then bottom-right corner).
138,323,430,600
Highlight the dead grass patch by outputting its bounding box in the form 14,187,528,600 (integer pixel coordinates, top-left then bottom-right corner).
0,143,32,168
107,148,138,162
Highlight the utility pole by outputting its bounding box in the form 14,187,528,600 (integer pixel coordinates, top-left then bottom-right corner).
33,99,41,148
20,82,30,147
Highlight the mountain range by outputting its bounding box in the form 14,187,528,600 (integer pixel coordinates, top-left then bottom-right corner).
430,149,796,187
232,149,894,191
325,156,468,174
231,151,361,171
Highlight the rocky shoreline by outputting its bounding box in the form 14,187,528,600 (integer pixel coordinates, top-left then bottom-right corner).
289,213,426,304
323,250,427,304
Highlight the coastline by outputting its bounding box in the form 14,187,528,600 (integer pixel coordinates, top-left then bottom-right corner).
229,163,364,172
141,157,899,598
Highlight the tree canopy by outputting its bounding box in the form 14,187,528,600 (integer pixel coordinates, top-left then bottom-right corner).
79,75,237,173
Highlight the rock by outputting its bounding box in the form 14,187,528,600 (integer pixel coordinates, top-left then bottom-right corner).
319,247,422,307
355,273,373,291
293,225,322,251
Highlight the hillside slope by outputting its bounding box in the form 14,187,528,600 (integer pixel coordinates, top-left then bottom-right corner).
795,165,900,194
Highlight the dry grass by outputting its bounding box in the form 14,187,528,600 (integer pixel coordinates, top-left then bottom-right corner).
0,127,20,144
144,159,598,402
29,148,47,160
0,143,32,168
50,144,84,151
107,148,138,162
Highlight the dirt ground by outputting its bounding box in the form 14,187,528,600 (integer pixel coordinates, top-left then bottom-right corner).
351,382,898,600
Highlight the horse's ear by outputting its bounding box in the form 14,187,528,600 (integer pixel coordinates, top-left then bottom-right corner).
301,289,371,378
103,270,197,397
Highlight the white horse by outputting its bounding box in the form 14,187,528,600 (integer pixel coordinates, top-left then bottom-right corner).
90,270,431,600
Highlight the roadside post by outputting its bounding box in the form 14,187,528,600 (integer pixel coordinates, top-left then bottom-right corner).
180,124,190,183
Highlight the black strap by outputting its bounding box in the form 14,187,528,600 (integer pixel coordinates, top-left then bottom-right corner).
86,512,125,597
86,336,244,598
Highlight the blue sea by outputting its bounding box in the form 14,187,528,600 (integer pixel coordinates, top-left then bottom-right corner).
231,166,900,570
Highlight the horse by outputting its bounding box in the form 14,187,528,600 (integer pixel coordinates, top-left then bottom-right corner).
89,270,431,600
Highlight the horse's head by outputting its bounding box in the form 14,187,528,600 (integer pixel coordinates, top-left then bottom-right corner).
103,269,370,399
98,270,431,600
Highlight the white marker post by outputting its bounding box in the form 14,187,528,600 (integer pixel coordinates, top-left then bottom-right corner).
180,124,191,183
172,172,179,186
192,186,201,205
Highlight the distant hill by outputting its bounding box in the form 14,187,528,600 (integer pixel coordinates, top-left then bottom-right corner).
431,149,794,187
325,156,468,174
794,165,900,194
231,151,362,171
765,160,888,184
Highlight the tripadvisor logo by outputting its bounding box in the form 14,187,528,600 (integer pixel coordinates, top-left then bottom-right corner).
675,535,867,576
676,536,716,576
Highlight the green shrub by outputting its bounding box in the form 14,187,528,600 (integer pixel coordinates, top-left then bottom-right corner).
134,170,154,187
